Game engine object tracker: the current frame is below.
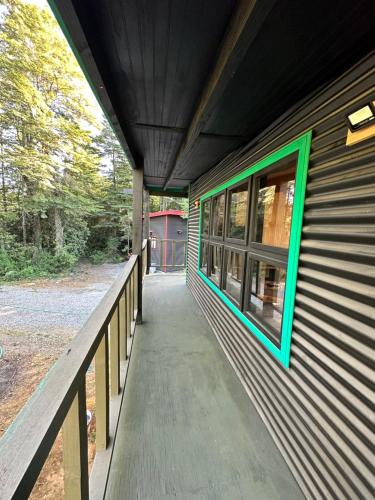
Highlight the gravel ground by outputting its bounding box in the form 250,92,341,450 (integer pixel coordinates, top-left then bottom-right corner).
0,262,124,402
0,262,124,355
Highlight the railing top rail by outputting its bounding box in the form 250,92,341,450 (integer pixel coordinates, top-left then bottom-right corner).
0,254,139,498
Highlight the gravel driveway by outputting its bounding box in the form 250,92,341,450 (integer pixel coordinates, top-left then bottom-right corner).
0,262,124,355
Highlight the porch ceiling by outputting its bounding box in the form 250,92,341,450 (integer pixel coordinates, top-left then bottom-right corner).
50,0,374,193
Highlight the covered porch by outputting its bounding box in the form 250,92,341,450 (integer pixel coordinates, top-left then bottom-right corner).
0,0,373,498
105,273,302,500
0,256,303,499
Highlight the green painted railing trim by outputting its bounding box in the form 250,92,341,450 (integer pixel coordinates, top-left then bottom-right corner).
197,131,312,368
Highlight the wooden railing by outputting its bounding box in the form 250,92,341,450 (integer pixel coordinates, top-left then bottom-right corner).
0,240,149,499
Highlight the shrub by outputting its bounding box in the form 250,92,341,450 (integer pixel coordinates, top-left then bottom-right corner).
88,250,106,265
0,245,77,282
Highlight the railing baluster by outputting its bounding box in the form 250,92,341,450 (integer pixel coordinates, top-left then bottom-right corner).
134,261,138,318
131,272,135,321
126,279,131,338
62,383,89,500
109,306,120,396
119,291,127,360
95,330,109,451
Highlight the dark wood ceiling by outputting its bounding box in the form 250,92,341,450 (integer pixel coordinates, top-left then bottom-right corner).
51,0,375,193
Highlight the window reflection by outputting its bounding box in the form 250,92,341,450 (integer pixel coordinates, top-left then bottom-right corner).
247,260,286,340
209,245,222,286
201,200,210,236
200,241,208,275
227,183,248,240
212,193,225,237
255,162,296,248
224,250,244,303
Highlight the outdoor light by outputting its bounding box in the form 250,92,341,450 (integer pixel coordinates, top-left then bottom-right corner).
194,200,200,208
346,102,375,131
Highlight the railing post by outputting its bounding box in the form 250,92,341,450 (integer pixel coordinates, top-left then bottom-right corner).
62,383,89,500
109,306,120,396
146,238,151,274
137,253,143,323
134,261,138,318
95,330,109,451
119,290,127,360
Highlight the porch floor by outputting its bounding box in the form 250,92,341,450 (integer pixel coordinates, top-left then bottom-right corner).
105,274,303,500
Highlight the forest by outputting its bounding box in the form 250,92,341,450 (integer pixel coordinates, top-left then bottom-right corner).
0,0,186,281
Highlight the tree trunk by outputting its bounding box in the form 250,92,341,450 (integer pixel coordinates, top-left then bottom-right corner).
54,207,64,251
0,162,7,212
22,210,27,245
33,213,42,250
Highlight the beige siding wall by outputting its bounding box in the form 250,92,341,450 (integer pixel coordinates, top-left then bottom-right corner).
187,52,375,499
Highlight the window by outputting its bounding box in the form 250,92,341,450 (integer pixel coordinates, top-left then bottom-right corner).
245,259,286,346
201,199,211,236
200,241,209,275
211,193,225,237
227,182,248,241
208,244,222,286
197,132,312,368
254,162,295,248
223,249,244,305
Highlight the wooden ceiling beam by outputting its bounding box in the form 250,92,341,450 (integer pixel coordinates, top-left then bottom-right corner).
163,0,276,189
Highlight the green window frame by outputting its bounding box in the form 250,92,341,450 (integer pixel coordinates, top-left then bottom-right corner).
197,132,312,368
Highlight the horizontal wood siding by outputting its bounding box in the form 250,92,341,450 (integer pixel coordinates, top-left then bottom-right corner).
187,52,375,499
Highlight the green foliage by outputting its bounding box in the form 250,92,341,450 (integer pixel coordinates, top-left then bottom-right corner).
150,195,188,214
0,1,133,281
0,244,77,281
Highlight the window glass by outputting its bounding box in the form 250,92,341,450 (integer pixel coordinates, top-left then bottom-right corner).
224,250,244,303
227,183,248,240
201,200,210,236
246,260,286,340
254,161,296,248
200,241,208,275
209,245,222,286
212,193,225,237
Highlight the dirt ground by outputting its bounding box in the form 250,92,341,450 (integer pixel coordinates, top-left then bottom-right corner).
0,262,124,498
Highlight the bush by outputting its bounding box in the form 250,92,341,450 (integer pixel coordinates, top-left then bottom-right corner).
88,236,124,265
0,245,78,282
88,250,106,265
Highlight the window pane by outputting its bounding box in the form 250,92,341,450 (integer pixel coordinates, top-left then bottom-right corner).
212,193,225,237
247,260,286,341
224,250,244,303
227,183,248,240
201,200,210,236
254,161,296,248
209,245,222,286
200,241,208,275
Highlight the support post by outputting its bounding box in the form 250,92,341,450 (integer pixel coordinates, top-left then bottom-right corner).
94,331,109,451
62,383,89,500
143,189,150,240
132,168,143,323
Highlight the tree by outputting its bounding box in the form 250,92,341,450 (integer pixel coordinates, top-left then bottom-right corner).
91,120,132,254
0,0,132,279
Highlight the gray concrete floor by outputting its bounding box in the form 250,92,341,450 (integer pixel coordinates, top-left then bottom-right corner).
105,274,303,500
